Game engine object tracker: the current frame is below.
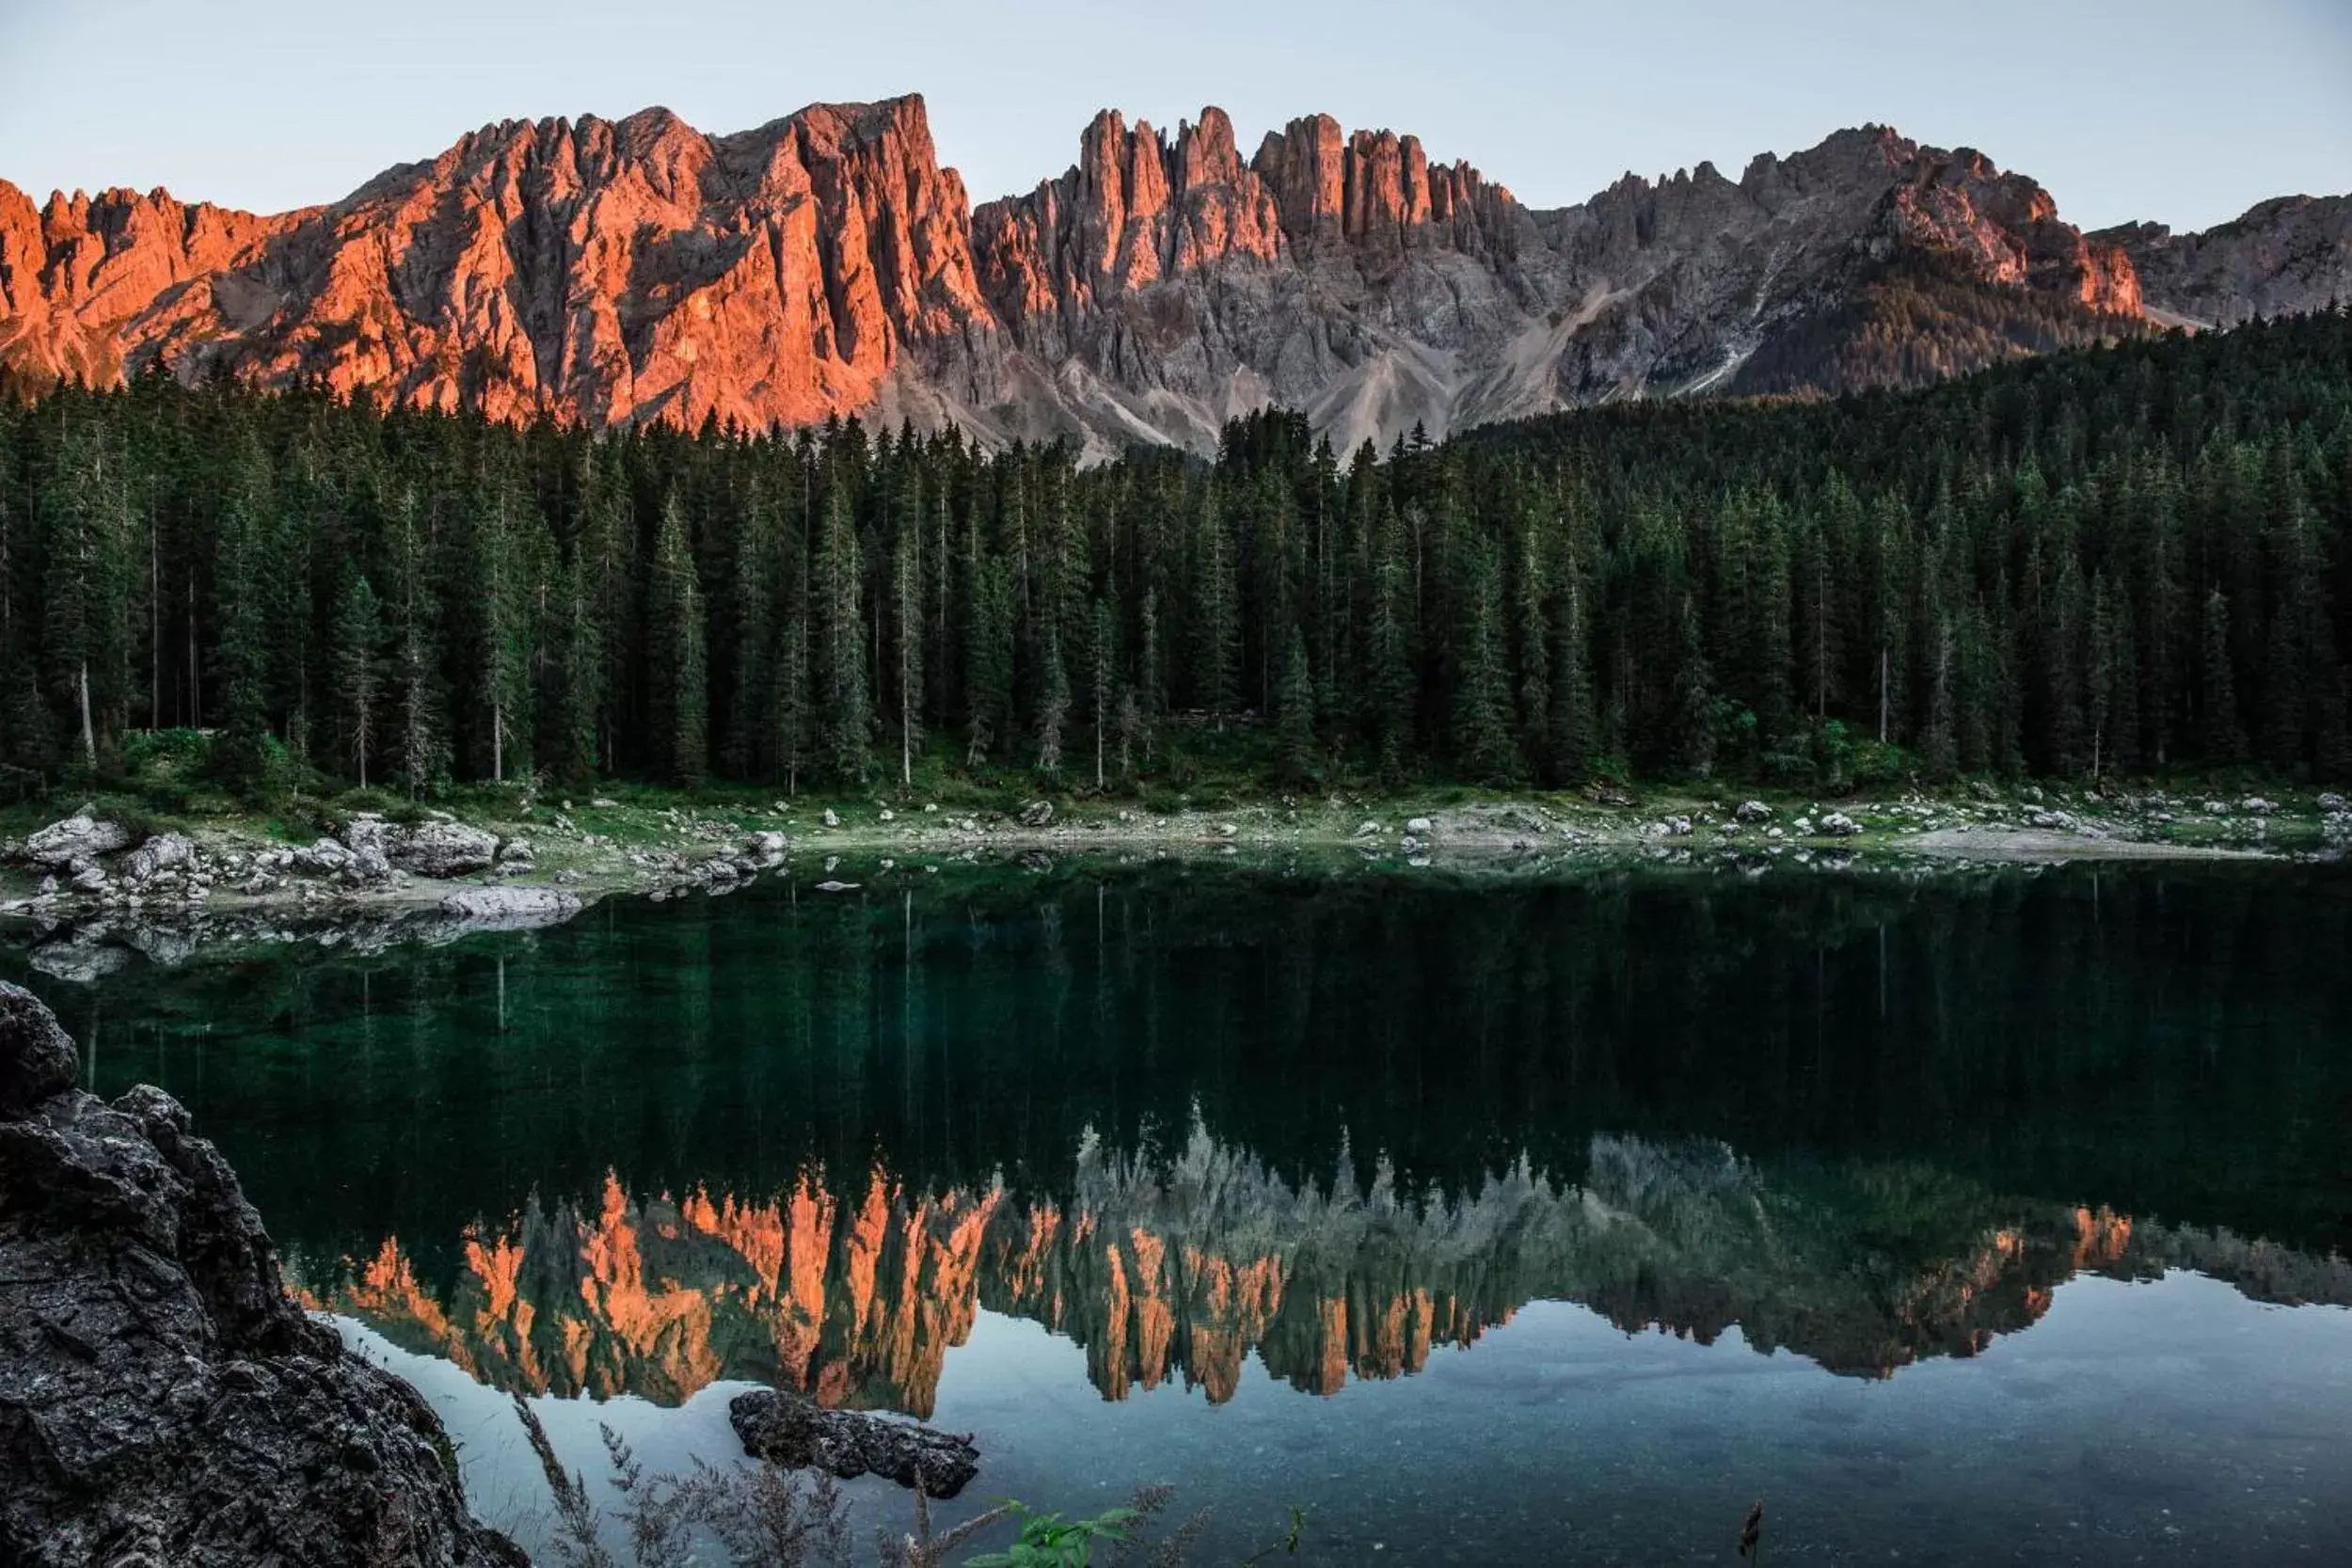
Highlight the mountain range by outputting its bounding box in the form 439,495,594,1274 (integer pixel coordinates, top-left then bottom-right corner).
296,1128,2352,1415
3,94,2345,457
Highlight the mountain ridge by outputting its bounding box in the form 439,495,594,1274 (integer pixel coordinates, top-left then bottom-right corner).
3,93,2345,456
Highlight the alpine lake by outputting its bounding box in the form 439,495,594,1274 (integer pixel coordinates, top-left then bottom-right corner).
8,852,2350,1566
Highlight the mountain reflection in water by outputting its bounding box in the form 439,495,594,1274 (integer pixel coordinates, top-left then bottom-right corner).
13,861,2352,1561
293,1123,2352,1417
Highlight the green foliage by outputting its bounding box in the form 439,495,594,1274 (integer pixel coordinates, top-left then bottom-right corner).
961,1503,1142,1568
1,310,2347,802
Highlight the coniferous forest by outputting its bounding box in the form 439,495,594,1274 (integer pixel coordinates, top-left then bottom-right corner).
2,309,2348,803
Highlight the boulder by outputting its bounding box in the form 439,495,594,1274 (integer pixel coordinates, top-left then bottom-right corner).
21,815,133,868
0,983,525,1567
1735,800,1772,823
0,986,76,1116
2319,793,2347,813
747,830,789,859
1406,816,1435,834
388,821,499,879
1018,800,1055,828
2240,797,2277,816
821,808,841,828
729,1389,978,1498
69,864,109,895
121,832,196,884
496,838,534,865
1818,812,1862,837
291,838,354,875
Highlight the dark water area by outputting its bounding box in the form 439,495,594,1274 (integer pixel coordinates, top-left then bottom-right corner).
8,861,2351,1563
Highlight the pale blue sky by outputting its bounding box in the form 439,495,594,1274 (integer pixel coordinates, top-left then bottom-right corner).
2,0,2346,232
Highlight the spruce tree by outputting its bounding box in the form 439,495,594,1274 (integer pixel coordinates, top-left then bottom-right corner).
330,571,386,788
812,485,869,783
1276,628,1316,784
646,495,708,785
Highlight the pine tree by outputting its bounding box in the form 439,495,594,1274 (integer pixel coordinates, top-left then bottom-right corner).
1033,621,1069,778
1546,568,1596,783
646,495,708,785
330,571,386,788
1276,628,1316,784
1449,533,1518,782
891,520,923,786
39,413,133,768
1368,502,1417,779
1192,494,1240,716
2199,587,2247,764
383,483,446,796
812,484,869,783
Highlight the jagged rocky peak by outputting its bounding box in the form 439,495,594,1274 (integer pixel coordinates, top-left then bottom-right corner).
2,97,2341,454
972,103,1515,312
1872,136,2142,313
2094,192,2352,326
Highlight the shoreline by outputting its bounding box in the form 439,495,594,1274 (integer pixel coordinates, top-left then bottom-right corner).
3,787,2343,978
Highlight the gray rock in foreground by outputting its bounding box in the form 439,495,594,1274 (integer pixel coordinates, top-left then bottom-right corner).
729,1387,980,1498
0,981,525,1568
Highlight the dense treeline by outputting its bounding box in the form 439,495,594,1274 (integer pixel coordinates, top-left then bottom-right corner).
2,309,2349,800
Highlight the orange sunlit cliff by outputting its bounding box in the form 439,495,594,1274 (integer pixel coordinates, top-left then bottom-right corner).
293,1128,2352,1414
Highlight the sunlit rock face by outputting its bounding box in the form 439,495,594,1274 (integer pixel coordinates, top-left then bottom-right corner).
291,1126,2352,1415
2094,195,2352,327
9,98,2331,457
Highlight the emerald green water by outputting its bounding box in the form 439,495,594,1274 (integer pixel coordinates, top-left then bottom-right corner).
8,862,2352,1564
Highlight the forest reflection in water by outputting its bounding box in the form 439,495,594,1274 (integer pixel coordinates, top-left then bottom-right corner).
9,859,2352,1560
292,1127,2352,1418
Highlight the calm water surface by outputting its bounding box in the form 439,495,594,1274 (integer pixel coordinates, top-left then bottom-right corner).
9,862,2351,1565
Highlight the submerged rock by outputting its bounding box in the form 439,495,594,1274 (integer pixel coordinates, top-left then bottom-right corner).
0,982,524,1567
729,1388,979,1497
438,886,583,929
26,940,130,984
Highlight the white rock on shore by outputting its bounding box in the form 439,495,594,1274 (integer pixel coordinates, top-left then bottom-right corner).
437,886,582,929
22,816,134,868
